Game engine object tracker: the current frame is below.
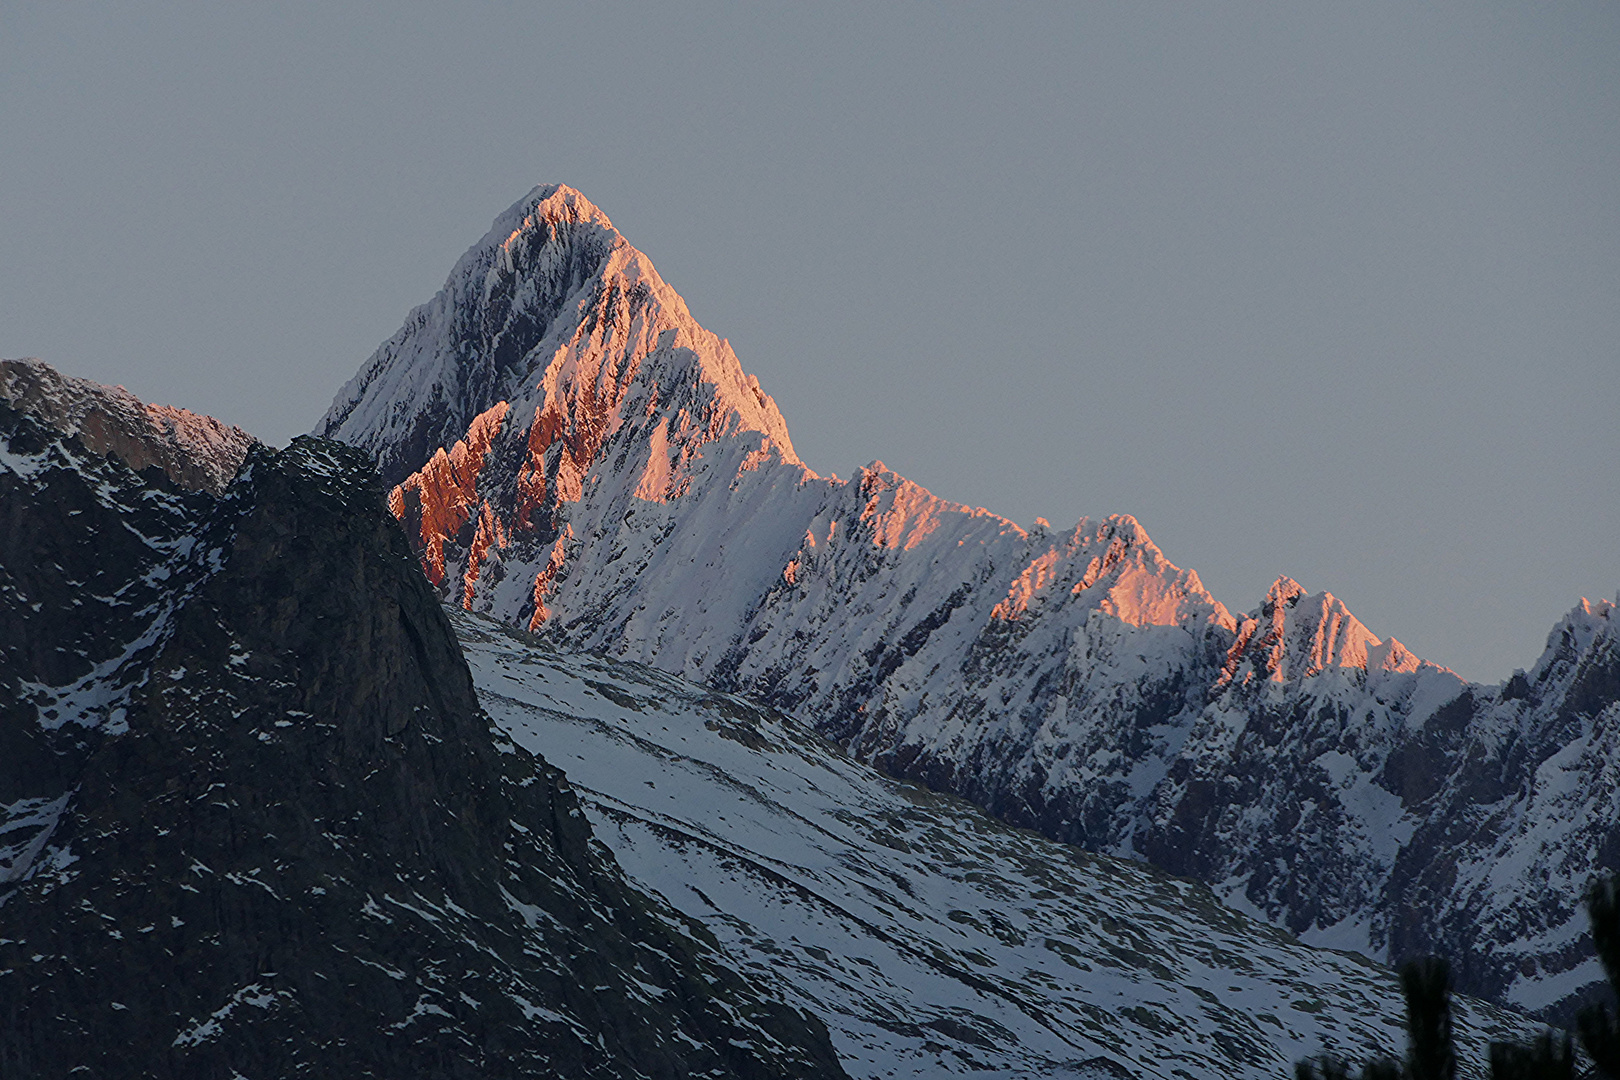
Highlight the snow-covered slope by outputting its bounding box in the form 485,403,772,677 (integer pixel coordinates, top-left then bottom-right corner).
454,608,1539,1079
320,184,1620,1018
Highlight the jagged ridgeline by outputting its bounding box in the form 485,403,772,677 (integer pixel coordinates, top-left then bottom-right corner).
0,362,845,1079
319,185,1620,1019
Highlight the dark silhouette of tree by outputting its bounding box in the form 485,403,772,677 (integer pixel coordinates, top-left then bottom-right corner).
1296,874,1620,1080
1295,1058,1352,1080
1489,1031,1575,1080
1295,958,1450,1080
1577,874,1620,1079
1403,957,1456,1080
1296,1054,1401,1080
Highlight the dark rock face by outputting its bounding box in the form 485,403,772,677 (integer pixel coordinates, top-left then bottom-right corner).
0,392,844,1079
0,400,218,878
1379,630,1620,1024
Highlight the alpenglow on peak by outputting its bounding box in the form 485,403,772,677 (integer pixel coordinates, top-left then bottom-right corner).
319,183,799,489
320,185,1620,1020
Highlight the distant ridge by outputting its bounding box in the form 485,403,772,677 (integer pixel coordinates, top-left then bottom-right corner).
1,357,255,493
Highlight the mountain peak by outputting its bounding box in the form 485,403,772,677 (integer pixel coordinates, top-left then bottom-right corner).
1529,594,1619,685
1231,577,1399,682
481,183,621,281
513,182,614,230
1264,575,1308,610
320,184,798,488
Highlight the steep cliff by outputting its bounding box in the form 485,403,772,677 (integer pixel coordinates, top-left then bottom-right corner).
0,372,845,1079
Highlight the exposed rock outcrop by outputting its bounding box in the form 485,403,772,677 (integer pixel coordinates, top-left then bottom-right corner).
1,357,255,494
0,374,845,1079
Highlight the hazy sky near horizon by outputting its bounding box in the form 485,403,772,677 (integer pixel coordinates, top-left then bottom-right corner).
3,2,1616,682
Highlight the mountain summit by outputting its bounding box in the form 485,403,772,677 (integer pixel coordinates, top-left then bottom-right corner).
320,184,797,490
321,186,1620,1019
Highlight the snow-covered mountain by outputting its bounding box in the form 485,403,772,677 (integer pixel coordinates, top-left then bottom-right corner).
455,607,1541,1079
320,184,1620,1018
0,360,1547,1078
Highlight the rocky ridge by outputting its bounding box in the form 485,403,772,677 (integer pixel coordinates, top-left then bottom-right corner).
320,184,1620,1018
0,373,845,1078
1,357,255,494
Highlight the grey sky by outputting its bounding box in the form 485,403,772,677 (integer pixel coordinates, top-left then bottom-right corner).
3,2,1616,682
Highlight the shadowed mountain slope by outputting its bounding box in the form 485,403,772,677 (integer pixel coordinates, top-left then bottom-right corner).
0,370,845,1079
451,608,1543,1080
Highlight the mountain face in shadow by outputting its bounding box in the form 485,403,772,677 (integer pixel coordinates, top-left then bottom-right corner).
0,372,845,1079
319,184,1620,1019
450,607,1543,1079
